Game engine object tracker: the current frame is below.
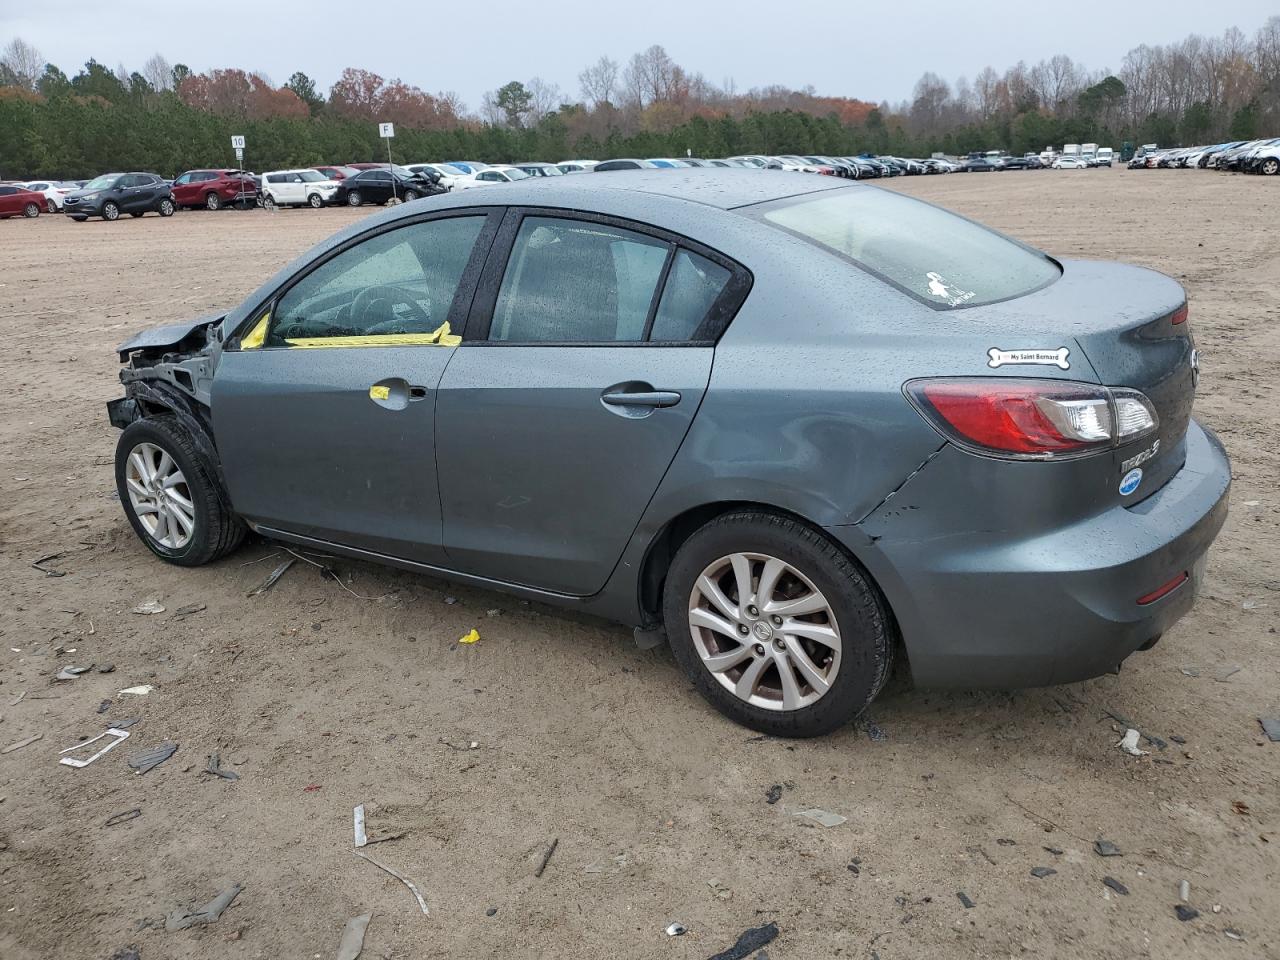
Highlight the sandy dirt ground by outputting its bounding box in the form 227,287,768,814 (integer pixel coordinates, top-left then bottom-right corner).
0,168,1277,960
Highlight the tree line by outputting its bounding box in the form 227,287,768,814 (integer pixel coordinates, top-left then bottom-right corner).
0,21,1277,179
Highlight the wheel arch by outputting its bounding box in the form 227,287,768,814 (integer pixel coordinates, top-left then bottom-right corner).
636,500,902,654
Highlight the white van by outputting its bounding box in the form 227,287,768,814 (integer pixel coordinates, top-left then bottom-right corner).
1095,147,1114,167
260,169,341,209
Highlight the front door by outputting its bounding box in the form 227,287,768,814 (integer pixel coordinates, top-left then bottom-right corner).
211,212,497,563
437,212,741,595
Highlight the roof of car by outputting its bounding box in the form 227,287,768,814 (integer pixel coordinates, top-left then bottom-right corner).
434,168,849,211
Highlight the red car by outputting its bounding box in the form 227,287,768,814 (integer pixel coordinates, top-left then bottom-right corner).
171,169,257,210
313,165,360,180
0,184,48,218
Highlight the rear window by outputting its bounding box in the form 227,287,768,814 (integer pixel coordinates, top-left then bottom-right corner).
753,187,1061,309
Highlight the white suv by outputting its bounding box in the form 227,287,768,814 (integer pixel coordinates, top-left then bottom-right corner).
260,169,341,209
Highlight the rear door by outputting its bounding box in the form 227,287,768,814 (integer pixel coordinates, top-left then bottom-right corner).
211,211,499,562
0,186,17,217
436,209,747,595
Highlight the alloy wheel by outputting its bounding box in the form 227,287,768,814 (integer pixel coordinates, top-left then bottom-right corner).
103,202,119,221
688,552,841,711
124,442,196,549
23,202,39,218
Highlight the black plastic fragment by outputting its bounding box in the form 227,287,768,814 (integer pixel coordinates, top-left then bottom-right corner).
705,921,779,960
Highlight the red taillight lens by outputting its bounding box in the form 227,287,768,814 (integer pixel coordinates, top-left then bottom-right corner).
1170,304,1188,325
1137,572,1188,605
905,379,1151,460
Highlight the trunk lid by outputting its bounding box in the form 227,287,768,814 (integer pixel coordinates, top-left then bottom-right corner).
968,259,1195,501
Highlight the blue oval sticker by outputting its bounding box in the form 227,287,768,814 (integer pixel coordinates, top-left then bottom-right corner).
1119,468,1143,496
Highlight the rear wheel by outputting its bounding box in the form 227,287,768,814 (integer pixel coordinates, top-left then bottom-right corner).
662,511,893,737
22,202,39,218
158,198,175,217
346,190,362,207
115,416,245,566
205,192,221,211
102,201,120,221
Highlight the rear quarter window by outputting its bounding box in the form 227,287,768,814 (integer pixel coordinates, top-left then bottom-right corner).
751,187,1061,309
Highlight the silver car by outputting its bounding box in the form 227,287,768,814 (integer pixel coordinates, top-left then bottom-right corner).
108,170,1229,737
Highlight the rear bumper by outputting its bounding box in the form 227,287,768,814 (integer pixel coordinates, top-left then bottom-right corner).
830,419,1230,688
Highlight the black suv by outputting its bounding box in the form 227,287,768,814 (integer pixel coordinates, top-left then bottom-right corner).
64,172,176,222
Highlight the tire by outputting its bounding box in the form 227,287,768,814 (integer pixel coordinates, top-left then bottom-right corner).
115,416,245,567
205,192,221,211
22,202,39,218
158,198,175,217
262,194,277,211
662,511,893,738
103,201,120,221
1262,158,1280,177
346,190,362,207
307,193,323,208
403,189,419,201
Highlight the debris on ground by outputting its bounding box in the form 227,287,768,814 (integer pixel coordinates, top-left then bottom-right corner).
98,663,115,674
59,728,130,768
1213,664,1241,683
1117,729,1149,757
459,628,481,644
335,913,372,960
765,784,783,805
127,741,177,774
354,851,429,915
203,752,240,781
1,733,43,754
1103,876,1129,896
132,599,166,615
1232,800,1250,816
32,552,67,577
956,892,976,909
119,685,154,697
665,922,687,936
108,946,140,960
55,664,92,681
707,878,732,900
304,783,322,792
485,907,497,917
1175,904,1199,922
104,808,142,827
1043,845,1064,856
1029,866,1057,878
534,837,559,877
1259,718,1280,742
1224,929,1245,941
165,882,244,931
114,717,142,729
1180,879,1191,901
705,921,779,960
1094,839,1122,857
794,808,846,828
847,858,861,876
354,804,368,847
172,603,207,620
862,718,888,742
247,558,295,597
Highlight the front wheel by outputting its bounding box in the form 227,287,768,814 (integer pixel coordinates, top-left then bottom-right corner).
262,194,277,211
663,512,893,738
346,190,362,207
115,416,245,566
102,201,120,221
403,189,419,201
307,193,324,208
22,202,40,218
1262,158,1280,177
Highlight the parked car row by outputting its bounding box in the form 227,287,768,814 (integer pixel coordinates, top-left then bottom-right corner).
1127,138,1280,174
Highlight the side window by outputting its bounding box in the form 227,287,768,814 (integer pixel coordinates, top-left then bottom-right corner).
266,216,487,344
267,174,286,184
116,175,136,188
288,173,304,183
489,217,670,343
650,250,732,341
174,173,192,185
0,187,13,196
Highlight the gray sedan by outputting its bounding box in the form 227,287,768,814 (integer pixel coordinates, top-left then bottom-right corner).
107,170,1229,737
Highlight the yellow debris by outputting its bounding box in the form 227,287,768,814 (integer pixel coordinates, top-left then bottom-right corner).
459,628,480,645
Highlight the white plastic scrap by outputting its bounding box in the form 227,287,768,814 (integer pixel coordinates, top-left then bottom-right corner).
665,923,687,937
794,808,847,828
119,685,154,696
354,804,368,847
59,728,131,768
1117,729,1149,757
132,599,166,615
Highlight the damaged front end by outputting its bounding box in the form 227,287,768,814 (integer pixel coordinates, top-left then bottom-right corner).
108,314,226,479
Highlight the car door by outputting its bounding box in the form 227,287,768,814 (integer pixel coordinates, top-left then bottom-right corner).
172,173,195,205
436,210,747,596
112,175,141,211
279,173,301,205
211,211,500,563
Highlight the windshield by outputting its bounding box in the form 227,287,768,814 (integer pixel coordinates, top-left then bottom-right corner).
84,175,119,191
502,168,531,181
754,187,1061,310
298,170,326,182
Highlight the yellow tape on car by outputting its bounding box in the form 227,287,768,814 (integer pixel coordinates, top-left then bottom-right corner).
369,385,391,401
240,314,269,350
285,322,462,349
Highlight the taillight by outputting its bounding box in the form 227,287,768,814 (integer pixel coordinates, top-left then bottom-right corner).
905,379,1158,460
1170,304,1188,325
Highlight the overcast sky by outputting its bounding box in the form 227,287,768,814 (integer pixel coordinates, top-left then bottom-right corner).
3,1,1275,111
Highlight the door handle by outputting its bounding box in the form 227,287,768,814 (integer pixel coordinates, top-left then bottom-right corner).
601,390,681,408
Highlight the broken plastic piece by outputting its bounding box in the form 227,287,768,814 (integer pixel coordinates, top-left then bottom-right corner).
165,883,243,931
534,837,559,877
336,913,372,960
665,922,687,937
127,741,177,774
1117,729,1149,757
354,804,368,847
794,808,846,828
1,733,43,754
59,728,131,768
1102,876,1129,896
459,628,480,645
119,685,154,696
132,599,166,615
1259,717,1280,742
706,921,779,960
355,851,429,915
956,891,976,909
204,752,240,780
1029,866,1057,878
1094,839,1122,857
56,665,93,681
247,558,295,596
104,808,143,827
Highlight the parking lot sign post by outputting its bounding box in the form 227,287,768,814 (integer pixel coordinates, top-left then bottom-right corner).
379,123,396,200
231,136,246,206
